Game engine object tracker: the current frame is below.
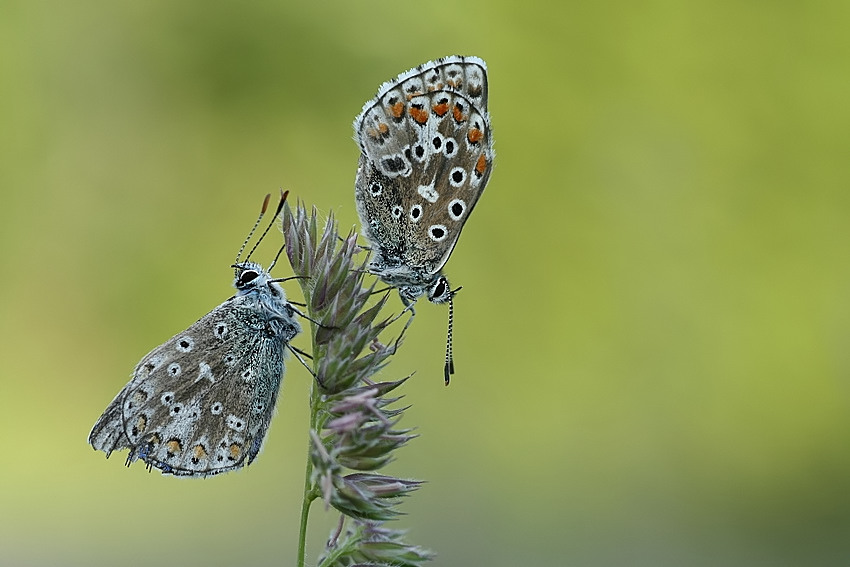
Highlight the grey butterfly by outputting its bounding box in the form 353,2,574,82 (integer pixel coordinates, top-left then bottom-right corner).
88,193,301,477
353,55,494,384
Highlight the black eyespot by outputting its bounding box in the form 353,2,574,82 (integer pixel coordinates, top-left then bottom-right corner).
445,140,455,155
414,144,425,159
432,136,442,150
429,225,446,240
410,205,422,220
381,155,406,173
451,169,464,184
448,198,467,220
369,181,382,196
392,205,403,219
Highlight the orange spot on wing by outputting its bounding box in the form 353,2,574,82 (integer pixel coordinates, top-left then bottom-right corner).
229,443,242,460
467,128,484,144
193,445,208,461
409,106,429,124
475,154,488,176
166,439,182,455
433,102,449,116
452,104,467,123
367,123,390,140
389,101,404,118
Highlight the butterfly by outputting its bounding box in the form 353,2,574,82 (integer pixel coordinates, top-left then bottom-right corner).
88,192,301,476
353,55,494,384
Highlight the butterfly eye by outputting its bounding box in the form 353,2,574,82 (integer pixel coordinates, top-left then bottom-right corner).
238,270,259,286
433,280,445,298
428,277,452,304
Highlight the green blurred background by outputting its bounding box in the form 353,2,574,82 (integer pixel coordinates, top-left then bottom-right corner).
2,1,849,565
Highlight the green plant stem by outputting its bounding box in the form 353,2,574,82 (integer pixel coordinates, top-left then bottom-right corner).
296,378,322,567
295,259,321,567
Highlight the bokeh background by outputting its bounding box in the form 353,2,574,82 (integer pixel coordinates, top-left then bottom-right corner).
2,1,849,565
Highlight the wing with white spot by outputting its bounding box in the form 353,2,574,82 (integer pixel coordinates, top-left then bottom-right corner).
354,56,494,275
88,295,289,476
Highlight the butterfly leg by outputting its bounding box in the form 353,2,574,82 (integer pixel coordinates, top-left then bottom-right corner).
287,344,317,378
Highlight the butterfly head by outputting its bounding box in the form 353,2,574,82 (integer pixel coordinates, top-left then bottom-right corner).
232,262,283,299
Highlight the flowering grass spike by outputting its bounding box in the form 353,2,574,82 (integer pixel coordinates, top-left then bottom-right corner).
283,203,434,567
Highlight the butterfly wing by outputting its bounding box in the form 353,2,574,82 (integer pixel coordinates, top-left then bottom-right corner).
89,294,294,476
354,56,493,276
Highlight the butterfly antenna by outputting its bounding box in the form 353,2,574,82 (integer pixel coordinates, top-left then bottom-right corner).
245,189,289,263
444,286,462,386
268,243,286,272
235,193,272,267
